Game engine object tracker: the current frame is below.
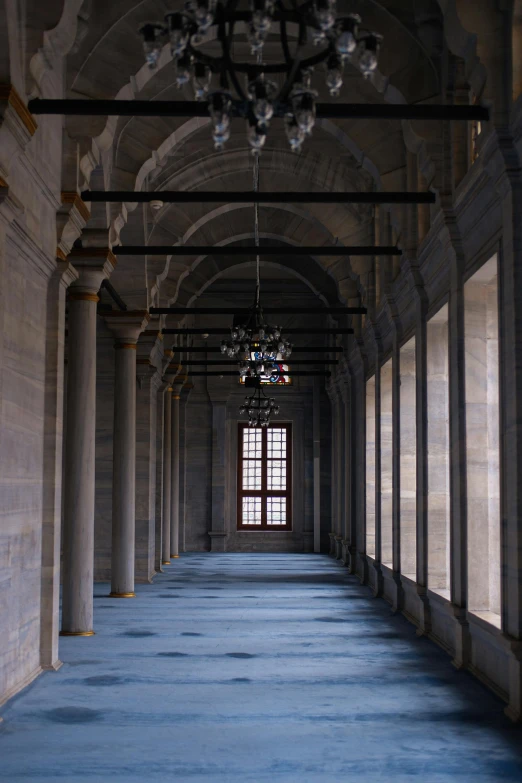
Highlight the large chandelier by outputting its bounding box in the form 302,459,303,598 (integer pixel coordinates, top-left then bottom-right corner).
220,154,292,386
139,1,382,154
240,385,280,427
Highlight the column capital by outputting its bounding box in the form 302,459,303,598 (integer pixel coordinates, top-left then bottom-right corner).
68,248,116,297
105,310,150,345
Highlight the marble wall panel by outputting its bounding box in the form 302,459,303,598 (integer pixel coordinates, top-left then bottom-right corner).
427,309,450,595
184,390,212,551
464,257,500,618
469,620,509,699
365,376,376,558
380,358,393,566
400,337,416,579
0,235,49,702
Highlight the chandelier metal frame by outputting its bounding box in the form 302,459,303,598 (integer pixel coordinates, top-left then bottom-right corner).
139,0,382,153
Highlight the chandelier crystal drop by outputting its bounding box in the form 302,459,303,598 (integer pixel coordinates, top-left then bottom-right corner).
138,1,382,155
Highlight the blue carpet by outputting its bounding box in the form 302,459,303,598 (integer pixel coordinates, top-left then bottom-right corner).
1,553,521,782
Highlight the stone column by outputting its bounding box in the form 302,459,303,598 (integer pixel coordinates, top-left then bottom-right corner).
162,387,172,564
334,381,345,560
339,370,351,568
105,312,149,597
209,397,227,552
327,382,338,556
61,250,115,636
154,382,167,572
170,378,186,559
313,377,321,553
40,258,78,666
135,333,162,583
179,382,192,552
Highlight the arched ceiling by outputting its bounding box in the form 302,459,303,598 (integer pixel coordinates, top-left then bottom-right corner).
66,0,445,313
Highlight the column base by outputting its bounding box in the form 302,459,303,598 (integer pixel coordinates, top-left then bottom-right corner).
59,630,95,637
171,554,180,558
162,560,171,565
109,592,136,598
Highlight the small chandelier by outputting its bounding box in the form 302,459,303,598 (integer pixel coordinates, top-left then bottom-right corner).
221,154,292,384
240,385,280,427
223,317,292,381
139,1,382,154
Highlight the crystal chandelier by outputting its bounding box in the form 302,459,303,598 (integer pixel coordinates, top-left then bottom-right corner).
220,154,292,386
139,1,382,154
240,385,280,427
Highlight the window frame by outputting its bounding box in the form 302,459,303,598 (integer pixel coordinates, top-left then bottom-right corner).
237,422,292,531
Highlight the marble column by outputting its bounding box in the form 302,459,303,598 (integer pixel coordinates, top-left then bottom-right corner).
170,377,186,558
61,250,115,636
178,383,192,552
313,377,321,553
135,334,162,583
40,258,78,666
105,312,149,598
162,387,172,564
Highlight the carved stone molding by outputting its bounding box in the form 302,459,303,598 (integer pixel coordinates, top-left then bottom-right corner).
0,85,37,136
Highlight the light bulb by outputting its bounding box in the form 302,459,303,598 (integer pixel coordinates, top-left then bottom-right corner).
285,116,305,153
209,92,231,133
192,62,211,101
165,12,188,57
314,0,336,31
248,123,267,154
293,92,316,135
326,55,343,97
358,34,381,78
335,14,361,60
139,23,164,69
213,126,230,151
175,54,191,88
247,26,265,54
195,0,215,33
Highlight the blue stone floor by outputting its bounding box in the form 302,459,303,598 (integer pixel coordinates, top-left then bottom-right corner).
1,553,522,782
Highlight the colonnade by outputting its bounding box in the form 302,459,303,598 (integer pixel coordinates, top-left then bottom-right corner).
59,250,186,636
326,250,522,722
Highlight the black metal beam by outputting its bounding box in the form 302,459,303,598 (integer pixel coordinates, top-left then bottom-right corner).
84,191,433,205
176,346,343,353
184,370,331,376
115,244,402,256
29,98,489,122
151,306,365,315
182,359,337,365
161,327,354,335
100,279,127,311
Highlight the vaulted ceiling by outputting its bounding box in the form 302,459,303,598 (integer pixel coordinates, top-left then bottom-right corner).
66,0,446,313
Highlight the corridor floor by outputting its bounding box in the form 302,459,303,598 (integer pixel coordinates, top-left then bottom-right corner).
1,554,522,782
